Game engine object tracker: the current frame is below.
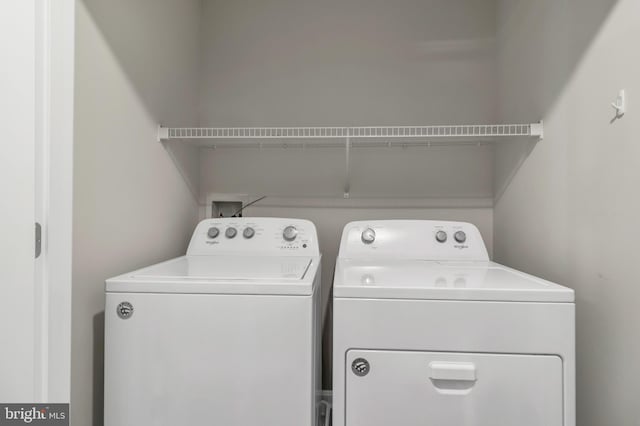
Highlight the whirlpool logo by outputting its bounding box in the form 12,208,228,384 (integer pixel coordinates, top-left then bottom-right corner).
117,302,134,319
1,404,68,425
351,358,370,377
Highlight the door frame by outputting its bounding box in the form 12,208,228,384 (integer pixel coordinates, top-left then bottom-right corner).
34,0,75,402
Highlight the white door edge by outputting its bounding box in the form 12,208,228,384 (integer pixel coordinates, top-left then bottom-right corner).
34,0,74,403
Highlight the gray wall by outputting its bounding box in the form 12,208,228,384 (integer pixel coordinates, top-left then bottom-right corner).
494,0,639,425
72,1,201,424
199,0,498,127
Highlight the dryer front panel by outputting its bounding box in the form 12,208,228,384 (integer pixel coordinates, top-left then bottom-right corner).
345,350,563,426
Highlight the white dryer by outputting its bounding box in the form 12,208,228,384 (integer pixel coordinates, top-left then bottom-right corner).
105,218,322,426
333,220,575,426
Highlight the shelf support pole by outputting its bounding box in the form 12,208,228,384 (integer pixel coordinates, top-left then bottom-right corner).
344,135,351,199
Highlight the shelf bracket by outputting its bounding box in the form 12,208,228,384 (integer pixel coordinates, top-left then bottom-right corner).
530,120,544,140
157,125,169,142
344,135,351,199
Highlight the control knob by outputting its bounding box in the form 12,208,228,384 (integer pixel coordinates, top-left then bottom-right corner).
283,226,298,242
243,227,255,239
361,228,376,244
207,227,220,239
225,227,237,239
435,230,448,243
454,231,467,243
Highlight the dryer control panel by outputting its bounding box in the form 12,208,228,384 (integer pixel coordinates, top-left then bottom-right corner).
338,220,489,261
187,218,319,256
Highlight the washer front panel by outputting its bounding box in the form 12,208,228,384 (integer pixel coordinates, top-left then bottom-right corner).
105,291,316,426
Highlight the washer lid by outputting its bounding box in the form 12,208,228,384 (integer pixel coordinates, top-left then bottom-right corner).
334,260,574,302
106,255,318,295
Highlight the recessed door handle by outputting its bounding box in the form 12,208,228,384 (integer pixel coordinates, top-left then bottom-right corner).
35,222,42,258
429,361,477,395
429,362,476,382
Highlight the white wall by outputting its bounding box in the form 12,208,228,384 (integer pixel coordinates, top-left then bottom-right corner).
495,0,638,424
73,1,201,424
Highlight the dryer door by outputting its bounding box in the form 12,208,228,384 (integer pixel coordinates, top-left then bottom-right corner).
345,350,563,426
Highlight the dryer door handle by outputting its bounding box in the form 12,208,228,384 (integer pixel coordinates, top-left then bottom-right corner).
429,362,476,382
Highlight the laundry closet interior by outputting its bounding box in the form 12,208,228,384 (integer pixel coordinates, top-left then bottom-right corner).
73,0,637,425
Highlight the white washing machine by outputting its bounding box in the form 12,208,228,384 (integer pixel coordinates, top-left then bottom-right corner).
105,218,322,426
332,220,575,426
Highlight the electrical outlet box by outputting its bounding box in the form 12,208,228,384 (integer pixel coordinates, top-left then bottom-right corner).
206,193,250,218
212,201,242,217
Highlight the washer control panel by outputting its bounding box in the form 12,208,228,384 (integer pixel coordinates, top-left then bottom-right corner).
187,218,319,256
339,220,489,261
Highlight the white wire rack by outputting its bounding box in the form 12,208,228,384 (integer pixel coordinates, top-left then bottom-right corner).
158,122,543,198
158,122,543,146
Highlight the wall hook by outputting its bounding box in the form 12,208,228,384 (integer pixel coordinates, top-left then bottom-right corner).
611,89,626,118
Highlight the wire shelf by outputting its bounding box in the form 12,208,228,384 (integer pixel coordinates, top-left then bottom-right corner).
183,140,499,150
158,122,543,145
158,122,543,198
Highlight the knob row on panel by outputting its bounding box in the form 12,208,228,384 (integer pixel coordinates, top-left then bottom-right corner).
207,225,299,241
435,230,467,244
359,229,467,245
207,226,256,239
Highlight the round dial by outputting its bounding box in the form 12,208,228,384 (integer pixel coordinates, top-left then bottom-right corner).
283,225,298,242
454,231,467,243
243,227,255,239
225,227,237,239
361,228,376,244
435,230,448,243
207,227,220,239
